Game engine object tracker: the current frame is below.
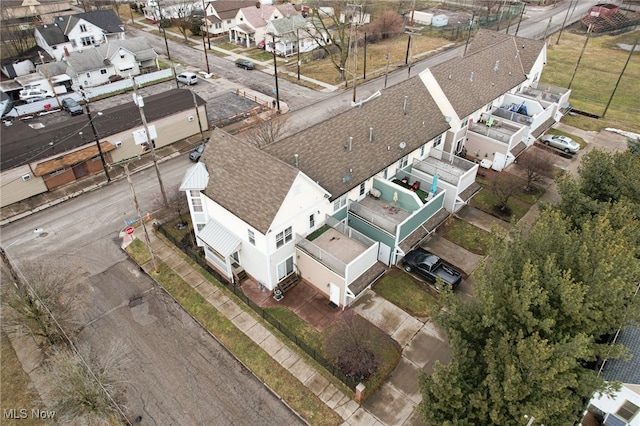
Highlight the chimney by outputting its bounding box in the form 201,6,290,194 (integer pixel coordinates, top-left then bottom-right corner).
369,127,373,142
403,96,408,115
294,154,299,168
348,137,353,152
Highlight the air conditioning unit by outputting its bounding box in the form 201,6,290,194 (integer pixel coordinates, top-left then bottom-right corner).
22,174,31,182
115,141,122,148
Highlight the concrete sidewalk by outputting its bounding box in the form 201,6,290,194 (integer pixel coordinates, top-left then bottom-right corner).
132,228,393,425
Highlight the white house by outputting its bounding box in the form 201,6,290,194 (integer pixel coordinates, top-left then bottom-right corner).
229,3,298,48
263,15,328,57
202,0,256,37
419,29,571,171
34,10,125,61
37,37,158,89
181,72,481,308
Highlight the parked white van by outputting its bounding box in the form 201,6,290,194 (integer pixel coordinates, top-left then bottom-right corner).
177,72,198,85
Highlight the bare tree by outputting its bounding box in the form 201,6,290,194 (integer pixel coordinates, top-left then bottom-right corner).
324,310,383,381
46,341,129,424
173,0,198,42
491,172,520,214
518,149,555,192
304,0,367,81
364,10,405,43
1,260,78,350
245,114,290,148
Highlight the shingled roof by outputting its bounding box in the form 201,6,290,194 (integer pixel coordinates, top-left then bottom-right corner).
263,77,450,201
37,10,123,45
200,128,299,235
429,29,545,119
0,89,204,171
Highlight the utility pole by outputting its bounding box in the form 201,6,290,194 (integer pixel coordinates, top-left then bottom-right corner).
464,11,475,55
84,100,111,181
192,90,205,142
363,32,367,80
156,0,171,60
37,52,61,108
543,16,553,42
131,76,169,207
568,24,593,90
383,52,390,89
296,27,300,80
124,163,159,273
603,38,638,117
270,33,281,112
556,0,577,45
515,3,526,36
201,0,210,74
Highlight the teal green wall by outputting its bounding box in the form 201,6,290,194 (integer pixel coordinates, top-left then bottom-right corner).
347,214,395,251
372,179,420,211
398,192,445,241
332,206,348,221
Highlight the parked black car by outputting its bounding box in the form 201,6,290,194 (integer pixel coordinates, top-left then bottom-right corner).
235,59,255,70
402,248,463,290
61,98,83,116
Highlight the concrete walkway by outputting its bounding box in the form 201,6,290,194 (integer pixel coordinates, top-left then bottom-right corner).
134,229,380,424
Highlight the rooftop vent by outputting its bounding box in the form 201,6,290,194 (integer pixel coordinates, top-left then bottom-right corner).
494,60,500,71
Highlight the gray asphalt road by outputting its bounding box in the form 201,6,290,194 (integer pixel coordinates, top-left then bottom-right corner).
0,160,302,425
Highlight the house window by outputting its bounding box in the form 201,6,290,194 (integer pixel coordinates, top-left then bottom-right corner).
100,69,107,74
333,194,347,212
460,116,469,130
383,167,388,179
71,40,77,47
81,36,95,46
433,135,442,148
197,223,206,231
420,143,426,157
277,256,294,281
533,72,539,82
276,226,292,248
52,46,58,50
456,137,465,154
215,22,222,29
248,229,255,245
617,400,640,422
398,155,408,170
120,54,125,59
486,101,493,112
309,214,315,229
86,72,91,78
190,190,203,212
359,182,365,196
80,24,87,32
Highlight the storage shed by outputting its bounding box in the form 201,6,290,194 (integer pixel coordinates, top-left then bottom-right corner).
432,14,449,27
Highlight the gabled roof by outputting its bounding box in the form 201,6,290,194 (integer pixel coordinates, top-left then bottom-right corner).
0,89,205,171
65,48,107,73
429,29,545,119
180,162,209,191
239,3,298,29
36,9,123,45
200,128,299,235
98,38,157,62
263,77,450,201
208,0,256,20
268,15,307,36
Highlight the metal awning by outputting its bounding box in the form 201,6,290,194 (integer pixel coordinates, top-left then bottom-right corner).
197,218,241,258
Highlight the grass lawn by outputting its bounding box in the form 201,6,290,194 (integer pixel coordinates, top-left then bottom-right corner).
373,268,440,317
542,29,640,133
1,330,44,426
126,239,342,425
439,217,493,255
297,33,453,86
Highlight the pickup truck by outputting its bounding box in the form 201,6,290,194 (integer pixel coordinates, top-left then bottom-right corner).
402,248,463,290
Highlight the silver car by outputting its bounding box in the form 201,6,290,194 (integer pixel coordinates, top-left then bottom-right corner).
541,134,580,154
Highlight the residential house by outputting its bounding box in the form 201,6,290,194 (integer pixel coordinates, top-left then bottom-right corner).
34,10,125,61
420,29,571,171
263,15,329,57
584,325,640,425
37,37,158,88
1,0,74,54
0,89,207,207
229,3,298,48
201,0,255,37
142,0,202,23
180,75,480,308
